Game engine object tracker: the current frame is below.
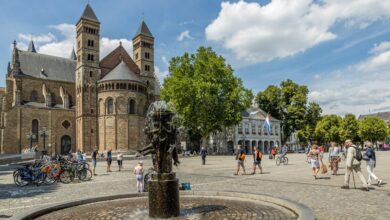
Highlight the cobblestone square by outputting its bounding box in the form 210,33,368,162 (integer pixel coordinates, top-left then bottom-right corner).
1,152,389,219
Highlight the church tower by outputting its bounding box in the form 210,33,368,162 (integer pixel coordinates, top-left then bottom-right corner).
132,20,156,93
75,4,100,152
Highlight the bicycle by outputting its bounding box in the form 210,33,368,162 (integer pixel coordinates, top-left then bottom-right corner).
276,155,288,166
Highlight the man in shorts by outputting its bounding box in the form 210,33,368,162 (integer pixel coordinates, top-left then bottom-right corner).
251,146,263,174
234,145,246,175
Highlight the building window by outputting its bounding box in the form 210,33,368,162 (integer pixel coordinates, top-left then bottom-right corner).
145,52,150,59
251,123,256,134
245,123,249,134
91,109,94,114
135,53,139,60
32,119,39,142
87,54,94,61
89,71,93,77
128,99,136,114
275,126,279,136
144,65,150,71
91,129,94,133
107,98,114,114
31,90,38,102
62,120,70,129
258,124,262,135
87,40,94,47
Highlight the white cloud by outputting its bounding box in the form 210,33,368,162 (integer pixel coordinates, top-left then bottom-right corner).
309,41,390,115
206,0,390,63
154,66,169,83
313,74,321,80
17,23,133,59
177,30,193,41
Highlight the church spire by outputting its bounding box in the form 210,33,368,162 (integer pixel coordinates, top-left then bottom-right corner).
133,20,153,39
11,41,21,75
79,3,99,23
7,62,11,76
70,47,76,60
28,39,37,53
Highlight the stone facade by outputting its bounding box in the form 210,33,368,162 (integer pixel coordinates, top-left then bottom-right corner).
209,108,281,155
0,4,159,155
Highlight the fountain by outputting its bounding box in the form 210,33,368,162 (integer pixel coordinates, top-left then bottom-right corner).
137,101,180,218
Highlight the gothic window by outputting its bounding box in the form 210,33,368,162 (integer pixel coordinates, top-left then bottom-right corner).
107,98,114,114
128,99,136,114
32,119,39,142
62,120,70,129
31,90,38,102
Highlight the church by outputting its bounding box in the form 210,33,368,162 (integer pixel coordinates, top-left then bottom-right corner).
0,4,160,155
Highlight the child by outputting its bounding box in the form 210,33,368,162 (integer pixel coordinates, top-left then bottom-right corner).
134,161,144,193
117,152,123,171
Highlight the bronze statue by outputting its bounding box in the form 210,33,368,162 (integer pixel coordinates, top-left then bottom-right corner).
138,101,180,173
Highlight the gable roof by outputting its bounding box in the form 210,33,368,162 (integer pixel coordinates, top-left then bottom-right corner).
359,111,390,122
99,60,141,83
133,20,153,39
99,45,140,78
79,4,99,23
18,50,75,83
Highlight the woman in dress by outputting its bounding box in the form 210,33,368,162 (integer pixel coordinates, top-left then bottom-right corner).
307,144,320,179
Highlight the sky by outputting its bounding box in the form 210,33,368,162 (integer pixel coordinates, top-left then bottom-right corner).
1,0,390,116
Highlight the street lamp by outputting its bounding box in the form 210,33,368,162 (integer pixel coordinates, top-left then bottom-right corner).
26,132,36,151
39,127,50,154
241,134,246,154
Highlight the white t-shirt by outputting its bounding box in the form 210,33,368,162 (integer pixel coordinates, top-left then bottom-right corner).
117,153,123,160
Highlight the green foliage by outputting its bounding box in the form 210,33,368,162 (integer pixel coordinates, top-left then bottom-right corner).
339,113,360,142
161,47,253,140
256,79,309,142
314,115,342,144
358,116,387,142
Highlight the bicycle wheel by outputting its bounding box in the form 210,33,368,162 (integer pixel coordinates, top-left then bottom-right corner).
283,157,289,165
276,157,281,166
14,171,29,186
78,169,92,181
60,170,74,184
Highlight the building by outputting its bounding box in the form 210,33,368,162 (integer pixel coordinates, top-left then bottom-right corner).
209,107,281,155
358,111,390,123
0,4,159,155
285,132,300,152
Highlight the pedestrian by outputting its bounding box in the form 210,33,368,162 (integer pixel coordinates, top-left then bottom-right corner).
251,146,263,174
328,142,340,175
364,142,382,186
106,148,112,172
271,147,276,159
341,139,369,191
143,167,156,192
134,161,144,193
117,152,123,171
200,147,207,165
234,145,246,175
92,148,98,176
76,150,83,161
307,144,320,179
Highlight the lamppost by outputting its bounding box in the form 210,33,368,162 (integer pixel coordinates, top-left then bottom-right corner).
241,134,246,154
39,127,49,155
26,132,36,151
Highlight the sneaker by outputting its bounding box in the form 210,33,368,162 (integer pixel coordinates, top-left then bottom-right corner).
234,173,238,175
378,180,382,186
250,172,255,175
341,185,349,189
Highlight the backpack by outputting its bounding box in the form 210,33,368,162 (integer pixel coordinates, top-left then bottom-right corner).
366,148,373,158
353,146,363,161
240,153,246,161
257,151,263,161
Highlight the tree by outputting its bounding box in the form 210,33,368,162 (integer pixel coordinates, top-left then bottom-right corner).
339,113,360,142
256,79,309,142
358,116,387,143
314,115,342,145
161,47,253,148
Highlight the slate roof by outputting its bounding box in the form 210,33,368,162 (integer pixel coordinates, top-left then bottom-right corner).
79,4,99,23
28,40,36,53
99,45,140,78
99,60,142,83
18,51,76,83
359,111,390,122
70,48,76,60
133,21,153,38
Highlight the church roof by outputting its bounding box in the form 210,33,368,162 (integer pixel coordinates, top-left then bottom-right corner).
99,44,140,78
79,3,99,23
28,40,36,53
70,48,76,60
99,60,141,83
133,20,153,39
359,111,390,122
18,50,76,83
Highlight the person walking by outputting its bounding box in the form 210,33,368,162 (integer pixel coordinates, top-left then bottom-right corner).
251,146,263,174
328,142,341,175
106,149,112,172
200,147,207,165
117,152,124,171
307,144,320,179
271,147,276,159
341,140,369,191
234,145,246,175
364,142,382,186
91,148,98,176
134,161,144,193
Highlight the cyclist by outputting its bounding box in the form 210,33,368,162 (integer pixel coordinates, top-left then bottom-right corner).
279,144,288,159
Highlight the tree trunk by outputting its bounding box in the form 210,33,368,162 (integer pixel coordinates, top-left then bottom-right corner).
201,136,208,151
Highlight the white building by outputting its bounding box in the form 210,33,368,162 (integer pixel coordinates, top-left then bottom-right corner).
285,132,300,152
209,107,281,155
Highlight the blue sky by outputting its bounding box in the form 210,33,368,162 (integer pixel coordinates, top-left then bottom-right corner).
1,0,390,116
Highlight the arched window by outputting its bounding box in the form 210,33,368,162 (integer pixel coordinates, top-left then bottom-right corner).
128,99,136,114
107,98,114,114
31,90,38,102
32,119,39,142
